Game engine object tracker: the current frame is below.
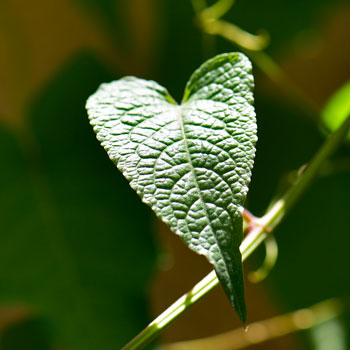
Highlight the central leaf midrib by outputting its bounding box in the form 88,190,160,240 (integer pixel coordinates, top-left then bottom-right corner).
175,104,234,291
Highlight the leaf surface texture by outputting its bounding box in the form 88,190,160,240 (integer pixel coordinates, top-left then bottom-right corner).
87,53,257,322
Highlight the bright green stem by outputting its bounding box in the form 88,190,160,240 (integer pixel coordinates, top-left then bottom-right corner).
200,0,236,21
122,116,350,350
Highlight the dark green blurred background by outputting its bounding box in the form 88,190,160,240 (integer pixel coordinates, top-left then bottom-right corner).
0,0,349,349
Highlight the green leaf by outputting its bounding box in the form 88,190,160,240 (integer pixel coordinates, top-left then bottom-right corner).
86,52,257,323
322,81,350,137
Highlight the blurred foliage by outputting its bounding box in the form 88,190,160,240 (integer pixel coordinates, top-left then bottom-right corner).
322,81,350,135
310,318,348,350
1,318,52,350
71,0,131,49
209,0,349,52
0,0,349,349
0,52,156,349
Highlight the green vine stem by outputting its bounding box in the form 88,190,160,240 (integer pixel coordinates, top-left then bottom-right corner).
191,0,320,120
122,116,350,350
248,235,278,283
164,297,344,350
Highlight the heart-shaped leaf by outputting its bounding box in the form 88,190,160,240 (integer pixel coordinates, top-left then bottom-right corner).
86,52,257,323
